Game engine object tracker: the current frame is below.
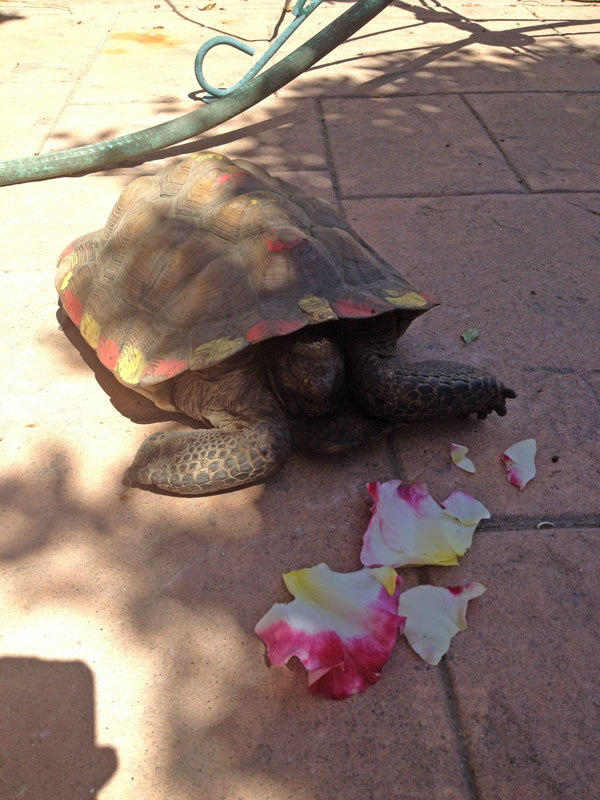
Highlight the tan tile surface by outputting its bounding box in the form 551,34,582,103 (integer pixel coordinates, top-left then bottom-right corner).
323,95,521,196
428,528,600,800
467,92,600,191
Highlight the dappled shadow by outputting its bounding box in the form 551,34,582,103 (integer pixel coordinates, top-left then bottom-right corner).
35,1,600,179
0,440,441,799
0,657,117,799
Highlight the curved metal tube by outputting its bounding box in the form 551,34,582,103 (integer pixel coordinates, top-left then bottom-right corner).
195,0,325,100
0,0,393,186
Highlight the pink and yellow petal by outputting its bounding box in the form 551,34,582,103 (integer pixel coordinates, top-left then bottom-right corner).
399,582,486,665
503,438,536,490
360,481,489,568
255,564,405,700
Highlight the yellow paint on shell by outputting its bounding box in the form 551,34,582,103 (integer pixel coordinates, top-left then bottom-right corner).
189,152,224,161
80,313,101,349
190,336,247,368
384,290,428,308
59,269,73,291
369,567,398,596
297,295,337,323
116,344,147,385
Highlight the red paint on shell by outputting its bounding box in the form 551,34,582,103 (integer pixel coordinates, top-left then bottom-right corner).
97,337,120,370
420,292,439,305
216,170,248,184
246,318,305,343
334,298,384,317
142,358,188,380
263,227,304,252
447,585,465,595
61,289,83,326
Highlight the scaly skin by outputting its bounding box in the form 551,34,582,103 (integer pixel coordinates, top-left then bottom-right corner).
341,315,515,423
126,349,292,496
126,421,291,495
126,314,515,496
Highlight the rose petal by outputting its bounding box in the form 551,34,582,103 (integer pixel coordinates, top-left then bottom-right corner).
360,481,490,568
450,443,476,473
503,438,536,489
399,582,486,665
255,563,405,700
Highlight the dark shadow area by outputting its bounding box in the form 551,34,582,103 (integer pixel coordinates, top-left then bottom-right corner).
58,307,192,426
0,12,25,24
0,658,117,799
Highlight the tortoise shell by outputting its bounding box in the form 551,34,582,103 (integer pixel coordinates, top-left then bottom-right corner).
56,152,436,401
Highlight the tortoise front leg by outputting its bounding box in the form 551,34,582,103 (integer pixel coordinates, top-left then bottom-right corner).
126,417,291,495
342,316,516,423
126,350,291,495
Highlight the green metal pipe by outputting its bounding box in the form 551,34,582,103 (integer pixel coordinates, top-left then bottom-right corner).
0,0,393,186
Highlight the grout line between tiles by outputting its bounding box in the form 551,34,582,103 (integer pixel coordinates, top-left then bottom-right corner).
420,565,481,800
480,515,600,532
459,93,534,193
37,16,118,155
315,96,345,217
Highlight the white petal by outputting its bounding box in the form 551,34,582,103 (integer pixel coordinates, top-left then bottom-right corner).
450,443,476,473
399,583,486,665
503,438,536,489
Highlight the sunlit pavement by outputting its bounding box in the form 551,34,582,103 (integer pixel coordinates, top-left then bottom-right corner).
1,1,599,797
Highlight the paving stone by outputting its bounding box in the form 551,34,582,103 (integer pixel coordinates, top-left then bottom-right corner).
0,9,115,84
342,193,600,371
342,193,600,517
42,94,328,176
0,83,75,160
276,4,600,98
466,92,600,191
427,528,600,800
523,0,600,57
323,95,521,197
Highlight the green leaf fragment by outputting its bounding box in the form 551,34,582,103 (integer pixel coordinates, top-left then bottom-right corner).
461,328,479,345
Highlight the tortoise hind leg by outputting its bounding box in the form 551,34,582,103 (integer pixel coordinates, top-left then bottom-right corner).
126,417,291,495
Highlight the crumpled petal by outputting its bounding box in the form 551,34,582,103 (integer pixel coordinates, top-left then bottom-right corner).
399,582,486,665
451,443,476,473
255,563,405,700
503,438,536,489
360,481,490,568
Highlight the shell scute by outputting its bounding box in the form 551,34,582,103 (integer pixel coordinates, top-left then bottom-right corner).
57,152,435,390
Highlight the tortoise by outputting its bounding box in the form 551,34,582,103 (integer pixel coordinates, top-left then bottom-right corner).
56,152,515,496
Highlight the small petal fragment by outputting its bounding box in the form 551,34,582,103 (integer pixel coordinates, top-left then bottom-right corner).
451,443,476,473
360,481,490,568
503,438,536,490
399,583,486,665
255,564,405,700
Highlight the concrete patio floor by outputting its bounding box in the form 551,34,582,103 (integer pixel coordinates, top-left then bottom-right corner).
1,0,599,797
